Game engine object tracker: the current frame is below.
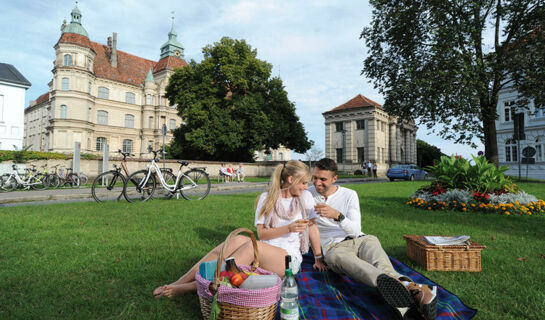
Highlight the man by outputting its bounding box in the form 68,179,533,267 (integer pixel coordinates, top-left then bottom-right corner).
309,158,437,320
236,163,245,182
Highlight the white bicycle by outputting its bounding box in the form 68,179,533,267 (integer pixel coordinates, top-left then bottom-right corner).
122,149,211,202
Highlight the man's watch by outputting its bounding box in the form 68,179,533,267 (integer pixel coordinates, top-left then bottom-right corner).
334,212,345,222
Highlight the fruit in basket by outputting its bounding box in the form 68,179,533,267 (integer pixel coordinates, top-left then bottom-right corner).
229,273,244,287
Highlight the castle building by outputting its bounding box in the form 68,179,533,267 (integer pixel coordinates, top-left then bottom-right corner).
323,94,417,173
24,4,186,157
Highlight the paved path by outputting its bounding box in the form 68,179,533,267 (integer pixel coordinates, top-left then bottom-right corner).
0,177,388,207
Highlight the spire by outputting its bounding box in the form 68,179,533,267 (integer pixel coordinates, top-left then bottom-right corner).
62,2,89,38
160,12,184,59
145,69,155,83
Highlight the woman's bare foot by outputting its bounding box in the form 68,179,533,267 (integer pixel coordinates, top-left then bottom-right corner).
153,285,167,298
162,282,196,298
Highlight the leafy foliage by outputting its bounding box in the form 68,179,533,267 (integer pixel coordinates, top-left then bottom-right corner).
361,0,545,164
165,37,312,162
426,155,517,193
0,150,99,162
416,139,445,167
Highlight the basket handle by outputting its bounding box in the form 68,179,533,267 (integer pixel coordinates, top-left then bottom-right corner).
210,228,259,292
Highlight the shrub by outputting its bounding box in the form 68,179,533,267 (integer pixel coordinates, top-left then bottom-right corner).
488,191,538,205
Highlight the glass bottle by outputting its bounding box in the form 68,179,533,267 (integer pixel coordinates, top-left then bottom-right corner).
280,255,299,319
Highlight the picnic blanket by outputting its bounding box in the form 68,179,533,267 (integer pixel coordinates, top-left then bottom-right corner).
284,253,477,320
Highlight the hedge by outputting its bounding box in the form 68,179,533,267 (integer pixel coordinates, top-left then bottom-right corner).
0,150,101,162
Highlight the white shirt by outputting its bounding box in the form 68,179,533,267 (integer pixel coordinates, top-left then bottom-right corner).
308,186,363,251
254,190,318,263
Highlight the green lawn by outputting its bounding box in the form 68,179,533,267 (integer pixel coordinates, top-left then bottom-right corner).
1,182,544,319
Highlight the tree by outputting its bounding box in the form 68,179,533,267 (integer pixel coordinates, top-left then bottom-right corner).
165,37,312,161
361,0,545,166
417,139,446,168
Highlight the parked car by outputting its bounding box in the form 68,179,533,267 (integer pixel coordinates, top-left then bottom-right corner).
386,164,428,181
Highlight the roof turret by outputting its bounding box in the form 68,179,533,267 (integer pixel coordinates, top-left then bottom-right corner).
160,13,184,59
62,2,89,38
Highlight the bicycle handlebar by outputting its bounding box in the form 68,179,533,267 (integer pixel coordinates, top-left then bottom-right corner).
117,150,134,160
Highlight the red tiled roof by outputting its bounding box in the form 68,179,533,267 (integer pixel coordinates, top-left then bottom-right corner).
154,56,188,73
325,94,382,114
57,32,188,86
35,92,49,105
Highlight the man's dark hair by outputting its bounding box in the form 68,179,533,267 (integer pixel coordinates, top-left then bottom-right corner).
315,158,338,174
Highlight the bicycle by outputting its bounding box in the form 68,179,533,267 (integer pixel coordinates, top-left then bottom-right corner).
46,164,62,188
91,150,133,203
59,166,80,188
0,164,45,191
123,149,211,202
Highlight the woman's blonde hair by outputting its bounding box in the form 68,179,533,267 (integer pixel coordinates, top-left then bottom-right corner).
255,160,310,218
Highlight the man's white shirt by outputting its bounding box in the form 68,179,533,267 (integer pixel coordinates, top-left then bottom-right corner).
308,186,364,252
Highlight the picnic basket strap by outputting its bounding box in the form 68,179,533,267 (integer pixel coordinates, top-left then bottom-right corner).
211,228,259,292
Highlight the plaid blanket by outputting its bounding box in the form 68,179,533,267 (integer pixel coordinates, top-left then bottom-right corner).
280,254,477,320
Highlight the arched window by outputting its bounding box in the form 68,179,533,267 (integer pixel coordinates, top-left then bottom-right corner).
505,138,518,162
88,82,92,94
536,136,545,162
97,110,108,125
125,92,135,104
146,94,152,105
169,119,176,130
61,77,69,91
98,87,109,99
122,139,133,153
148,116,154,129
96,137,107,151
125,114,134,128
63,54,72,66
60,105,67,119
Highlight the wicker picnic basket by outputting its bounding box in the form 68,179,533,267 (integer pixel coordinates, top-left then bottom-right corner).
195,228,281,320
404,235,486,272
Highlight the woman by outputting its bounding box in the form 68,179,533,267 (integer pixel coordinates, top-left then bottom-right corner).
153,160,326,298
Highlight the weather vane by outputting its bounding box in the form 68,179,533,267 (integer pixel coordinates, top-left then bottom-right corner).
171,11,175,28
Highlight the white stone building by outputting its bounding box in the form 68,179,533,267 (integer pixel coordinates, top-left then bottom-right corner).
495,85,545,180
323,94,417,174
0,63,31,151
24,4,185,157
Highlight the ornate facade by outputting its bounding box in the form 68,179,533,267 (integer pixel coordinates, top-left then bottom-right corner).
323,94,417,173
24,5,186,157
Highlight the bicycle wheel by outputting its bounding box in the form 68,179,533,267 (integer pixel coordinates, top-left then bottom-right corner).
68,174,80,188
79,173,89,186
153,169,177,199
92,171,126,203
30,175,46,190
32,173,48,190
124,169,156,202
180,169,211,200
46,174,61,188
1,175,17,192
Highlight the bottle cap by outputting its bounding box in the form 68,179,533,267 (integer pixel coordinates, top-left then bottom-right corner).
285,255,291,270
285,269,293,277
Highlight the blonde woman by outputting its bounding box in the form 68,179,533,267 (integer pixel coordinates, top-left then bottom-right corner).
153,160,326,298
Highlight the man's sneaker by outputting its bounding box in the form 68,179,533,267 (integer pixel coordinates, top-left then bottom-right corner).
376,274,415,308
407,283,438,320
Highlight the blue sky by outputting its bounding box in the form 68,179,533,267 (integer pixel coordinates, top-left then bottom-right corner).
1,0,483,158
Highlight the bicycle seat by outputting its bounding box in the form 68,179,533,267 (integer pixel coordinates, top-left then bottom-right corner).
177,160,189,166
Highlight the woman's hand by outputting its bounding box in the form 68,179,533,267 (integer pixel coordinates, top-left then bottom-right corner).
313,258,328,271
288,220,308,233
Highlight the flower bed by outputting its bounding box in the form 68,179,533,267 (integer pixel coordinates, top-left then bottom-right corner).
407,155,545,216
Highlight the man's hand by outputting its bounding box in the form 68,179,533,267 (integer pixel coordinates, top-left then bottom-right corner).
314,203,341,220
313,258,328,271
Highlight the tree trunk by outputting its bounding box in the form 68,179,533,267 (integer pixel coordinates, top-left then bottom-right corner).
482,102,499,166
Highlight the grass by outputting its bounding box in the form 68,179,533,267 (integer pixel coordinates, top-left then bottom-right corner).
1,182,544,319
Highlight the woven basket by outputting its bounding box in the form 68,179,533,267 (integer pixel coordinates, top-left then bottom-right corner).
196,228,280,320
404,235,486,272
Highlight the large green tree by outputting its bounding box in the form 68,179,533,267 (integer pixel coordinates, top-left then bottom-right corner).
165,37,312,161
417,139,446,168
361,0,545,165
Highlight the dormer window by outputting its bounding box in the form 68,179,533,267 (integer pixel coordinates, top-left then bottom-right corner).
64,54,72,66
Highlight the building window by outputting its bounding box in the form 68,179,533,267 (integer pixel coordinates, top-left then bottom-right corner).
146,94,152,105
356,120,365,130
125,114,134,128
63,54,72,66
125,92,135,104
535,106,545,118
96,137,106,151
505,138,518,162
357,147,365,163
88,82,91,94
98,86,109,99
97,110,108,125
336,148,343,164
62,77,69,91
279,152,283,161
504,101,515,122
0,94,4,121
381,122,385,132
148,116,154,129
335,122,343,132
60,105,67,119
148,140,153,151
536,137,545,162
169,119,176,130
87,58,92,70
122,139,133,153
87,108,91,122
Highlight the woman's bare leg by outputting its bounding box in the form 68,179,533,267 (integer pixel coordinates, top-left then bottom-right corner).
229,241,289,278
153,235,251,297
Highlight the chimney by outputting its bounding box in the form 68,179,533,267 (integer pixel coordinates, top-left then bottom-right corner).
111,32,118,68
